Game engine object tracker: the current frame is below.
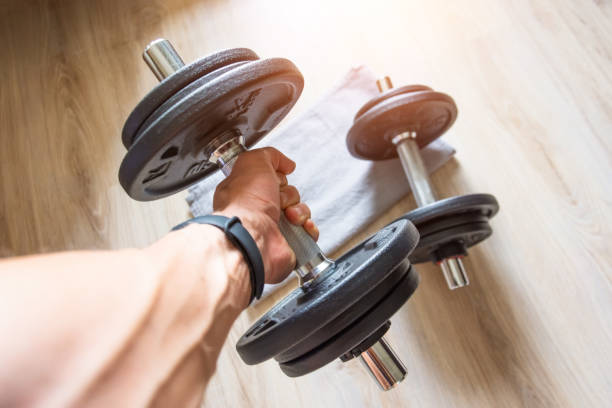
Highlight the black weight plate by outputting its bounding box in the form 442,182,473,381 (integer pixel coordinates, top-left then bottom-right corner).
403,194,499,225
347,90,457,161
119,57,303,201
274,257,408,363
401,194,499,263
354,85,432,120
236,219,419,365
132,60,251,147
279,264,418,377
122,48,259,148
410,219,492,263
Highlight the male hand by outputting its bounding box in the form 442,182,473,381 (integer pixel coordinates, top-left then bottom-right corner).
213,147,318,284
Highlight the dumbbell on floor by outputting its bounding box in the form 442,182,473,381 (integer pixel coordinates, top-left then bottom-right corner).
347,77,499,290
118,39,421,390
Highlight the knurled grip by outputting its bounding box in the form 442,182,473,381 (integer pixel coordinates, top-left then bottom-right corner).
278,213,325,268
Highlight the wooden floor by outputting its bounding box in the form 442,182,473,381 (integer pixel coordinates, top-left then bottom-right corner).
1,0,611,406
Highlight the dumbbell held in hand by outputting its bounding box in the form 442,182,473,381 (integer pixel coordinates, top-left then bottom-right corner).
118,40,421,390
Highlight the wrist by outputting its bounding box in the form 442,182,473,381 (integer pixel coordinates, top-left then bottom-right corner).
213,207,266,261
156,224,252,311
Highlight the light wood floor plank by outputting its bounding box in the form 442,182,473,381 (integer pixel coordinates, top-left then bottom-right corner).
1,1,610,406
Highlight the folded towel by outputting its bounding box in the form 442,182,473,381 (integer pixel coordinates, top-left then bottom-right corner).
187,66,455,299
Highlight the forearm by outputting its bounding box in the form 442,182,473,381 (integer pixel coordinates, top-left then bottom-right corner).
0,225,250,407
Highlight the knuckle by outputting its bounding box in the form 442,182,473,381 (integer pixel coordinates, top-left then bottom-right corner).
299,202,311,216
288,185,299,199
261,146,275,159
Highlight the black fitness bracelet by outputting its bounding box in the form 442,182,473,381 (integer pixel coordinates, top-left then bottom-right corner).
172,215,265,304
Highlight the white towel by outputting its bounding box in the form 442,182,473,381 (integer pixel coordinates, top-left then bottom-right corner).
186,66,455,299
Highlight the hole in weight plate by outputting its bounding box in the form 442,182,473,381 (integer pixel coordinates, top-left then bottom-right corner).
161,146,178,159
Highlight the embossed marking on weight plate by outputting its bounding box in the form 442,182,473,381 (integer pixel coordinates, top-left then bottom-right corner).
227,89,262,121
143,161,171,184
423,113,448,132
184,160,209,179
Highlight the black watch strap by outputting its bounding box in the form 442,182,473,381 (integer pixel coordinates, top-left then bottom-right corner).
172,215,265,304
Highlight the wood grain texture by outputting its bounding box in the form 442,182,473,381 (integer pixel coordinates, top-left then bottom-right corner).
1,0,611,406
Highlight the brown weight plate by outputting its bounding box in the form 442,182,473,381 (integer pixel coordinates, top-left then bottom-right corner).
122,48,259,149
347,90,457,160
354,84,432,119
119,57,303,201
